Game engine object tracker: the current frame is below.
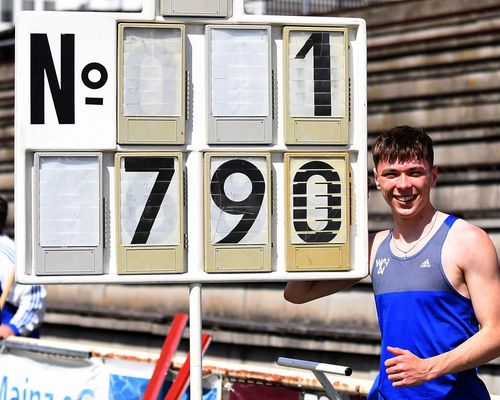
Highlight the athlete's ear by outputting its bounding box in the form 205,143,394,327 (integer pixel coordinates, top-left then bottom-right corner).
431,165,438,188
373,167,381,189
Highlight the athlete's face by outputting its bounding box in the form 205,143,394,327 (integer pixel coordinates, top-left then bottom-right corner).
373,158,438,219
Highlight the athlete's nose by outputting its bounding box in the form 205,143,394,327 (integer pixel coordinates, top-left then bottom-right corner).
396,173,411,190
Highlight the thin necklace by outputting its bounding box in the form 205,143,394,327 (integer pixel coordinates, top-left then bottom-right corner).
392,212,438,261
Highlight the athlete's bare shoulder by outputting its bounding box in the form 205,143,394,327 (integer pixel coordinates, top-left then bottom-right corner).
445,217,498,273
369,229,391,276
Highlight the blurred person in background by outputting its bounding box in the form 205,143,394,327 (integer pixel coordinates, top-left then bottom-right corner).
0,195,46,339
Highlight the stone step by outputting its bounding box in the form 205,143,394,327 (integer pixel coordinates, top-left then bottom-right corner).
368,70,500,102
368,103,500,132
0,63,14,83
368,43,500,74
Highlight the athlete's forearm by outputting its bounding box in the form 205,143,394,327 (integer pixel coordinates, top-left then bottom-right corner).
386,325,500,388
427,324,500,380
284,279,359,304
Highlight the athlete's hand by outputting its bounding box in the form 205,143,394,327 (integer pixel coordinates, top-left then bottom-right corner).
385,346,434,387
0,324,14,339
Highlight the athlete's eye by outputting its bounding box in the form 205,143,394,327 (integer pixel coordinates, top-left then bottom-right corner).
409,171,424,177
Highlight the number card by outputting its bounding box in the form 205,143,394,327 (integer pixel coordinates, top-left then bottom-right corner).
161,0,231,17
34,153,103,275
204,153,272,272
284,27,348,144
115,153,185,274
117,23,186,144
206,25,272,144
285,153,350,271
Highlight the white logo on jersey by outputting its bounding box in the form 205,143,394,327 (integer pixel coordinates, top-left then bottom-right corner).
420,259,431,268
375,258,390,275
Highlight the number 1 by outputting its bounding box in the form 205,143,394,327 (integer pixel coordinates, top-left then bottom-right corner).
295,32,331,116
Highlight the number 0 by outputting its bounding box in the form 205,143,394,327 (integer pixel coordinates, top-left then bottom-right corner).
292,160,342,243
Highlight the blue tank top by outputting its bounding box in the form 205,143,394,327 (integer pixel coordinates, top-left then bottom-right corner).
369,215,490,399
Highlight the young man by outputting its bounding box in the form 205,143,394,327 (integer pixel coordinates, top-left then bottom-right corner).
284,126,500,399
0,196,46,339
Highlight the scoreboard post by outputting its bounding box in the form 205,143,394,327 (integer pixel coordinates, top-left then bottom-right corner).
14,0,367,284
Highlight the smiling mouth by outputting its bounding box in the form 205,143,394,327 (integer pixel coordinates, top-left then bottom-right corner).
394,195,416,203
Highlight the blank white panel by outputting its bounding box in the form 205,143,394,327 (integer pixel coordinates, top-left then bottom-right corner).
123,27,182,117
162,0,229,16
210,28,269,117
288,30,346,118
39,156,100,247
120,156,181,246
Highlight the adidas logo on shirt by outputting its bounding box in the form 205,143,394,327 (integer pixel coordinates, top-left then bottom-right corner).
420,259,431,268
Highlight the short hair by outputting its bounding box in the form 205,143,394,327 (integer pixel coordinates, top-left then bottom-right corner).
372,125,434,168
0,196,7,232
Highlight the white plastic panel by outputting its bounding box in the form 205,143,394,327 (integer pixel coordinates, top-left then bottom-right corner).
207,25,272,144
210,28,269,117
38,155,100,246
117,22,186,144
161,0,231,17
34,152,103,276
122,26,182,117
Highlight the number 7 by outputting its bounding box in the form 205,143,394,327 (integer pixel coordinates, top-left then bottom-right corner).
124,157,175,244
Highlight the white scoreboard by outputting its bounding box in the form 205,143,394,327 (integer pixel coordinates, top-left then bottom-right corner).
14,0,368,284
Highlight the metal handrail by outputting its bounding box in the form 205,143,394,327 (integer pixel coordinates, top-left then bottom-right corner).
277,356,352,400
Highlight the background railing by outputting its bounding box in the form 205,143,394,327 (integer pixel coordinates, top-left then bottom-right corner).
245,0,404,15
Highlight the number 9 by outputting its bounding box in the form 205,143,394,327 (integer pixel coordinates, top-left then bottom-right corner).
210,159,265,244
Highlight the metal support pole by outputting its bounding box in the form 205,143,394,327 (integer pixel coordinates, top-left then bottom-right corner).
189,283,203,399
312,370,346,400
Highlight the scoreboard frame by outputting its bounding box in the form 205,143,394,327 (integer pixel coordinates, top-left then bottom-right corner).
14,1,368,284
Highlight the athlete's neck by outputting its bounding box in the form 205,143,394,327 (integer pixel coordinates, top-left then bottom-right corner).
393,208,438,244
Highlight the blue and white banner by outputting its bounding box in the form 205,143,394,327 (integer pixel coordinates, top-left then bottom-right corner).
0,348,221,400
0,352,107,400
